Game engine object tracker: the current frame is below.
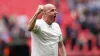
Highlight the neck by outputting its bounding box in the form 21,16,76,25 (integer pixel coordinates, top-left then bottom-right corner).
42,16,52,25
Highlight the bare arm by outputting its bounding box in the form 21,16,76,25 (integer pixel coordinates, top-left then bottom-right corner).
28,5,43,31
58,41,67,56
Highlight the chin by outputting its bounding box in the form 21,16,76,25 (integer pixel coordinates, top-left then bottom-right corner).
50,18,55,23
52,20,55,23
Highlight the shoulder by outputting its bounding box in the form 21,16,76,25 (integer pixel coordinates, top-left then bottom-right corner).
53,22,60,27
52,22,61,30
36,19,41,23
53,22,62,33
36,19,42,25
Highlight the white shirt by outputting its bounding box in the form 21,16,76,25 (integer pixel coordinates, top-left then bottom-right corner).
31,19,63,56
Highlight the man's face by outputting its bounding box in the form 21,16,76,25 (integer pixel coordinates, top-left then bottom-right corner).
45,6,57,24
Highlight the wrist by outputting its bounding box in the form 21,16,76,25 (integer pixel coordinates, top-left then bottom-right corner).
36,9,41,15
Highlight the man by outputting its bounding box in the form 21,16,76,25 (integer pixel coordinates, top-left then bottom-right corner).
28,4,66,56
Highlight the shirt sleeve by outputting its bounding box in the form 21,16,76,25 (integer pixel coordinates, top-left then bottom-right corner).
59,35,63,41
55,23,63,42
32,19,41,33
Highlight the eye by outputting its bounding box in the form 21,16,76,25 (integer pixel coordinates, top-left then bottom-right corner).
49,8,56,12
50,9,54,12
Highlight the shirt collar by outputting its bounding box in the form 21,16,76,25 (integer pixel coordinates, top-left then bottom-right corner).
41,18,53,27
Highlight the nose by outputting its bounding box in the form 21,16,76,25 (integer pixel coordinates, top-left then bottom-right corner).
55,11,57,14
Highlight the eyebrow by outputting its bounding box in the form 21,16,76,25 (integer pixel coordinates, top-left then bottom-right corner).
50,8,56,11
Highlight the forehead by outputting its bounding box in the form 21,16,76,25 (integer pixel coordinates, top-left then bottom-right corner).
44,4,56,11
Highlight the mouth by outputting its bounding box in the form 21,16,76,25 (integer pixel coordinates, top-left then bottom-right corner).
54,15,56,18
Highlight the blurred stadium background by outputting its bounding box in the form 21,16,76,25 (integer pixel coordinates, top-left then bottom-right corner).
0,0,100,56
